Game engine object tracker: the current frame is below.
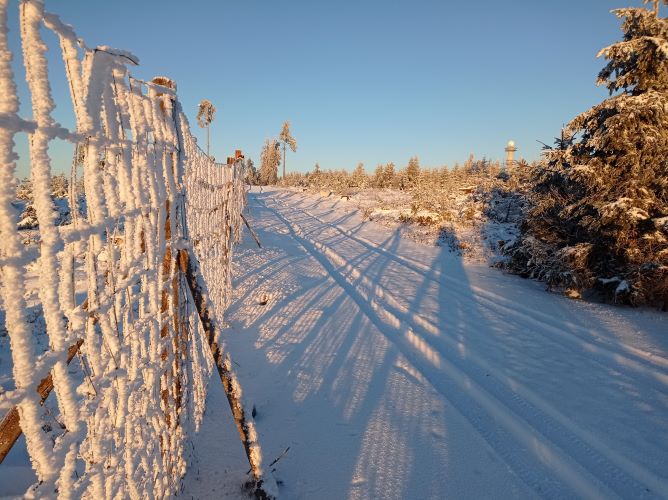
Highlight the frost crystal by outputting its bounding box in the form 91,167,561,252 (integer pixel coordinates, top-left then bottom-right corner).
0,1,245,496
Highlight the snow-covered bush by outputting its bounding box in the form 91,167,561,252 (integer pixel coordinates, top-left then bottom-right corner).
16,177,32,200
13,174,80,230
277,155,532,260
505,2,668,307
50,173,68,198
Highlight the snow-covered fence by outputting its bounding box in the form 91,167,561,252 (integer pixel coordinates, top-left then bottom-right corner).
0,0,266,497
184,133,245,320
182,125,277,498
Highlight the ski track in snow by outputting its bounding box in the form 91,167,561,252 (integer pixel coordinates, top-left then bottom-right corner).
221,188,668,500
270,195,668,378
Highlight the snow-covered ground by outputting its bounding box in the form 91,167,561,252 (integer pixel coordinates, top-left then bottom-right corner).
194,187,668,499
290,185,522,263
180,370,253,499
3,186,667,498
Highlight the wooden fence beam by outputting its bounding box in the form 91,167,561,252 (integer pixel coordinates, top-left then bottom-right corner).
241,213,262,249
178,248,276,499
0,339,83,464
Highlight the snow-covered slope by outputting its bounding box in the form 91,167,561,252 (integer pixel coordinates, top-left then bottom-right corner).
203,187,668,499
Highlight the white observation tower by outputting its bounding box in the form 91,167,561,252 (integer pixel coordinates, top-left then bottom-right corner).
505,140,517,169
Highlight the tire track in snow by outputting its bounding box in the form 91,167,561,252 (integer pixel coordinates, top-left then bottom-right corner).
257,196,611,499
275,199,668,405
271,194,668,381
258,193,668,499
270,224,668,497
275,192,668,372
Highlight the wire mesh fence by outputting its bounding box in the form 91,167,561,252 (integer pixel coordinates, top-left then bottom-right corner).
0,0,252,496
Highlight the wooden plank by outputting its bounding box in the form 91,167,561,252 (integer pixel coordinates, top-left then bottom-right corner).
178,248,276,499
0,339,83,464
241,213,262,249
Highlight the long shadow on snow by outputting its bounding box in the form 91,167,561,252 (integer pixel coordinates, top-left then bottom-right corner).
230,189,668,499
231,191,422,498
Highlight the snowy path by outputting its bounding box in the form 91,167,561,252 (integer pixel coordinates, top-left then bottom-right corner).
215,188,668,499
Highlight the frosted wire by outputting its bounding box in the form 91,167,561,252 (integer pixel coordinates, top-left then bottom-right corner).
0,0,244,497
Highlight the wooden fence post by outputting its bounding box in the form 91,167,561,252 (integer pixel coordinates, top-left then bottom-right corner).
178,248,277,499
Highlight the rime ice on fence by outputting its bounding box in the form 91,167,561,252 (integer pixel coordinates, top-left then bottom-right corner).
184,132,245,324
0,0,243,497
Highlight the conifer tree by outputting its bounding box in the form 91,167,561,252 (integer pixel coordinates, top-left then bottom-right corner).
279,121,297,180
384,162,396,188
438,166,450,187
372,164,385,188
259,139,281,185
311,163,322,188
406,156,421,188
508,1,668,306
196,99,216,157
351,162,367,188
243,157,258,185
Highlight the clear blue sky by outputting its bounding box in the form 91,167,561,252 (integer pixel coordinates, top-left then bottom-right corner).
7,0,648,177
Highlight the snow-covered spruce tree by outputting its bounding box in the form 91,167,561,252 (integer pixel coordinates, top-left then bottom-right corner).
332,169,351,192
243,157,258,185
506,1,668,306
372,164,385,188
279,121,297,180
310,162,322,188
259,138,281,185
351,162,368,188
384,162,397,188
405,156,421,188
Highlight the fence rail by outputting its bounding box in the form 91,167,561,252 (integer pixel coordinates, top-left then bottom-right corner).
0,0,273,497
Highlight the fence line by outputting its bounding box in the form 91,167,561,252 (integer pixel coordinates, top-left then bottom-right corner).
0,0,271,497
